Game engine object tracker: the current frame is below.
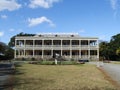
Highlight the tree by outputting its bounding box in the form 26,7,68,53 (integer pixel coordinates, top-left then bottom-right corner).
4,47,14,60
8,32,35,47
99,41,111,60
0,42,14,60
99,33,120,61
109,33,120,60
0,42,7,55
116,48,120,56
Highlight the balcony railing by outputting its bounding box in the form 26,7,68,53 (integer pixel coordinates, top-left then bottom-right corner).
16,55,98,60
16,45,98,50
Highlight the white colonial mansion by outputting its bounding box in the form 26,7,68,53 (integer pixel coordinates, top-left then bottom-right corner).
15,33,99,60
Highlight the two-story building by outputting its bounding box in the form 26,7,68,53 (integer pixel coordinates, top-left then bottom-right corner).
15,33,99,60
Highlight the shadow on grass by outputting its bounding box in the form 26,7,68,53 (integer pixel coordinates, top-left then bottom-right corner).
14,77,54,85
9,63,25,88
13,77,55,89
14,62,25,75
0,76,14,90
13,64,55,89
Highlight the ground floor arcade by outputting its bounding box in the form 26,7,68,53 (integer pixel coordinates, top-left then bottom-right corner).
15,49,99,60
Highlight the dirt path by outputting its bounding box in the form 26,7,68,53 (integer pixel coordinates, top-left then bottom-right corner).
89,62,120,88
101,63,120,85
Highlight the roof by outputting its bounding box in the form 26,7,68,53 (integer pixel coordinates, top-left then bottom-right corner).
15,33,98,40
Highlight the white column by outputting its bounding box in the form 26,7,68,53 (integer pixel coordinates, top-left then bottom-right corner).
24,49,25,57
42,39,44,58
42,50,44,59
97,49,99,59
88,40,90,59
79,40,81,58
23,40,26,57
97,40,99,59
70,39,72,58
21,50,23,55
51,49,53,57
33,40,35,57
88,49,90,59
14,50,16,58
61,39,62,56
51,40,53,57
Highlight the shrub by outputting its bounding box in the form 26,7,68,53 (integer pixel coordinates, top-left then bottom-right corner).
60,61,78,65
22,57,26,61
31,57,36,61
70,58,75,61
38,61,78,65
39,61,55,65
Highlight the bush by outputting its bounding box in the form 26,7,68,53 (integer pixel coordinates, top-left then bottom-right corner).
29,61,38,64
31,57,36,61
38,61,78,65
60,61,78,65
39,61,55,65
70,58,75,61
22,57,26,61
48,58,55,61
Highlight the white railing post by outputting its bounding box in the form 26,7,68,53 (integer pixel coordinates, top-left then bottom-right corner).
70,39,72,58
33,39,35,57
42,39,44,59
79,39,81,59
61,39,62,56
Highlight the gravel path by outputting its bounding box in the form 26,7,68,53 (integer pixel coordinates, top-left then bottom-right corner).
100,63,120,85
89,62,120,85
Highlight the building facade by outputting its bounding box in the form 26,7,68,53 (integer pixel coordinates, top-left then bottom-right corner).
15,33,99,60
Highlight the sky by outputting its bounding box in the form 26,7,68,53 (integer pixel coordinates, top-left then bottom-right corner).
0,0,120,44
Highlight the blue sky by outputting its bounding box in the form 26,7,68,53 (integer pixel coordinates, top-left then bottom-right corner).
0,0,120,44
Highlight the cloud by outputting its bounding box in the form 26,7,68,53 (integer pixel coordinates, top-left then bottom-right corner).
9,28,23,32
109,0,119,18
0,31,4,37
79,29,85,33
9,28,15,32
29,0,60,8
1,15,7,19
110,0,118,10
0,0,21,11
28,16,55,27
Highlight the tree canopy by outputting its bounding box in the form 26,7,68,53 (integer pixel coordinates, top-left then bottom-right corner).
8,32,35,47
99,33,120,61
116,48,120,56
0,42,14,60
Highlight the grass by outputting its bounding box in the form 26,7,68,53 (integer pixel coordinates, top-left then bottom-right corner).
13,64,118,90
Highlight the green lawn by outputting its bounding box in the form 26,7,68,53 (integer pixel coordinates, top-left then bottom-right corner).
13,64,118,90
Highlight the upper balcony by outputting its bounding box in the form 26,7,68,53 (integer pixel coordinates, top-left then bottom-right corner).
16,44,98,50
15,39,98,50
